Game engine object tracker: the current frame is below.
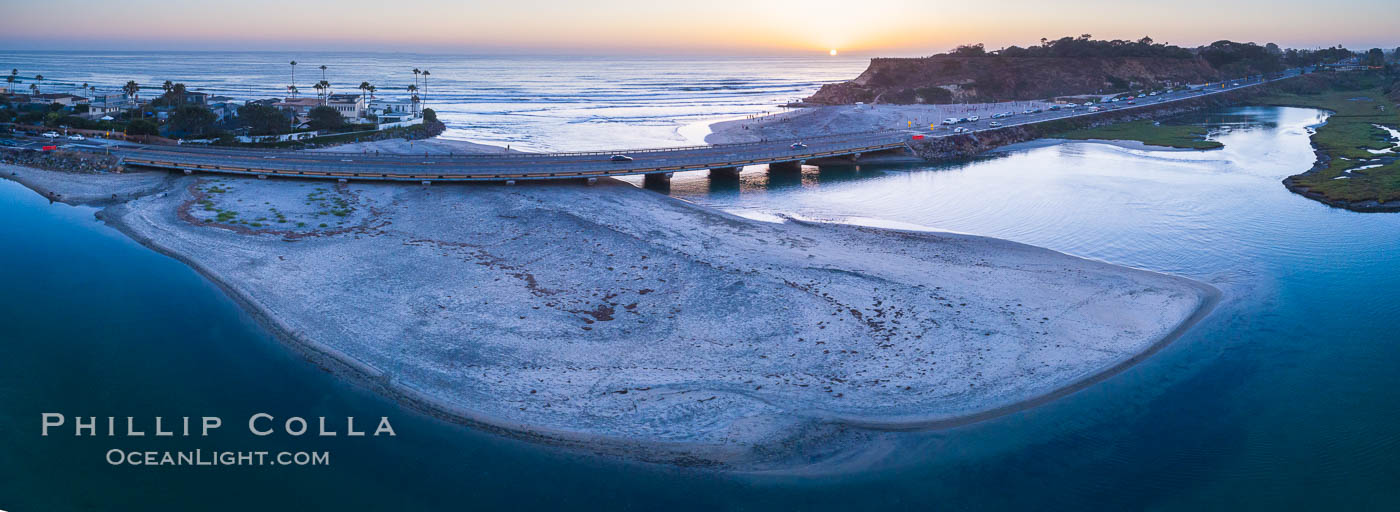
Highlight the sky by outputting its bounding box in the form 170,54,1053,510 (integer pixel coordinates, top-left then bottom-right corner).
1,0,1396,55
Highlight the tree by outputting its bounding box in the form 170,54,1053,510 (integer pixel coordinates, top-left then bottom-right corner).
307,105,344,130
407,84,419,115
167,104,217,137
289,60,298,97
359,81,371,109
34,74,43,94
421,70,430,108
126,118,159,136
5,70,13,94
1365,48,1385,67
422,107,437,124
237,103,290,135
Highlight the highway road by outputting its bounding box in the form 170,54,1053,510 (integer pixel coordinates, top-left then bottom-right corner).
2,68,1307,183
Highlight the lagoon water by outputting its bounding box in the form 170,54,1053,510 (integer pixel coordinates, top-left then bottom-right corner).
2,52,1400,509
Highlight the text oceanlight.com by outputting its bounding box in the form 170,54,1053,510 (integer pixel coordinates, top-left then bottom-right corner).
105,449,330,466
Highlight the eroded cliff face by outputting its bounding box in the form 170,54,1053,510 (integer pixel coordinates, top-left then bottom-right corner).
807,56,1222,105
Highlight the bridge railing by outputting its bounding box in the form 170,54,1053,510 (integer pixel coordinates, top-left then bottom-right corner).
144,128,911,161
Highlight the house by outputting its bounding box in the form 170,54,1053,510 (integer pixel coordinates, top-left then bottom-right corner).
207,101,241,123
87,93,134,118
326,93,365,121
183,91,210,105
272,97,321,117
27,93,86,106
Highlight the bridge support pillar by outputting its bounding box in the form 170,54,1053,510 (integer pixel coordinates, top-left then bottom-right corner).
709,167,741,180
769,161,802,174
643,172,672,190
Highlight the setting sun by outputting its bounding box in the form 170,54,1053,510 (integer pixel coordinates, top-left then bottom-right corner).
829,49,838,56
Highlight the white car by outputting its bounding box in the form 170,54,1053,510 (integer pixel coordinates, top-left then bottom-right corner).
989,121,1002,127
952,127,968,134
42,131,60,138
942,118,958,125
968,116,979,122
68,134,85,141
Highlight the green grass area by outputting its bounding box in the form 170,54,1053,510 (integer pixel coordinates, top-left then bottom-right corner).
1055,119,1224,150
1254,88,1400,204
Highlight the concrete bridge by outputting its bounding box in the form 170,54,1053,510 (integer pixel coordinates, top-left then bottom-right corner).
116,130,909,187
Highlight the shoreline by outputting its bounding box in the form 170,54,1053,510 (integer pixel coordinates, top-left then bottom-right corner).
3,161,1220,473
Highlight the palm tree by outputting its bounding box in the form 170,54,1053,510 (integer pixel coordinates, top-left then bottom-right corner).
312,82,325,103
319,64,327,83
317,80,331,104
289,60,298,97
358,81,371,112
407,84,419,115
421,70,430,108
30,83,39,95
162,80,174,100
172,83,188,104
34,74,44,94
287,85,298,98
367,84,376,99
5,69,14,94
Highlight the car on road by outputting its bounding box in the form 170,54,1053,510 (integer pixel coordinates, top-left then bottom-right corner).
989,121,1002,127
942,118,958,125
790,143,808,150
68,134,85,141
952,127,968,134
968,116,979,122
610,154,633,162
42,131,60,138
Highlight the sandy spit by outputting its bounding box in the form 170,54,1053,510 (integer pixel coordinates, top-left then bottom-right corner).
6,167,1217,472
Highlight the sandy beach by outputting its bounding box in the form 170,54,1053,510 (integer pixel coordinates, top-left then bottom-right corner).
1,162,1219,470
311,137,519,155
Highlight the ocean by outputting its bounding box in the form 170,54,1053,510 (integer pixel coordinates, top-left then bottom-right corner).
1,51,867,150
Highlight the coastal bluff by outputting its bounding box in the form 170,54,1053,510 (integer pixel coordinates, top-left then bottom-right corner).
34,169,1215,471
806,55,1221,105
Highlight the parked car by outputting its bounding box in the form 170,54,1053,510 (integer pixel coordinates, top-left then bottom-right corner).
942,118,958,125
989,121,1002,127
68,134,85,141
790,143,808,150
610,155,633,162
968,116,979,122
42,131,60,138
952,127,968,134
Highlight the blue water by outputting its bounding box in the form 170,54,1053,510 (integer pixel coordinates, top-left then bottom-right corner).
0,51,866,151
2,52,1400,509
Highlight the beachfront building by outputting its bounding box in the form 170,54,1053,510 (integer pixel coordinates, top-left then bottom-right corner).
273,97,321,117
183,91,210,105
327,93,366,121
27,93,86,106
87,93,133,118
